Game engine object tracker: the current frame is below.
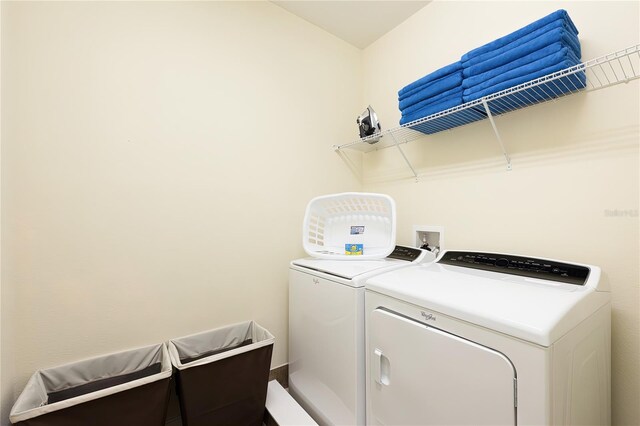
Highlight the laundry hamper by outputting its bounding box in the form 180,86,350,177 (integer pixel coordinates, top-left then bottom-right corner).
9,343,172,426
303,192,397,259
168,321,275,426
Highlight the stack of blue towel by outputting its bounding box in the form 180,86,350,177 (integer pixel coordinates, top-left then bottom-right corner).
397,9,585,128
461,9,584,103
398,61,464,125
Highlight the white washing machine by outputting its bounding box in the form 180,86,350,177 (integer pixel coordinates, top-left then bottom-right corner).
365,250,611,426
289,246,433,426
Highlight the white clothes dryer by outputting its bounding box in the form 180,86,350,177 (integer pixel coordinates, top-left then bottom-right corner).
289,246,432,426
365,250,611,426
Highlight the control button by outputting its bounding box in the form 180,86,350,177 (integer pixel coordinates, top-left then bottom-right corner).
495,258,509,267
552,268,561,274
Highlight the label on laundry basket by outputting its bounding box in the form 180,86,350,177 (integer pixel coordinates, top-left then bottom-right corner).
350,226,365,235
345,244,363,255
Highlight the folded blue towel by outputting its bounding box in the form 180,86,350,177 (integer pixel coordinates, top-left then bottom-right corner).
398,80,463,114
462,9,578,62
398,61,462,98
464,47,580,96
462,55,584,102
463,41,568,88
463,19,580,70
398,72,462,110
399,95,463,125
463,24,580,76
399,68,462,101
401,86,463,117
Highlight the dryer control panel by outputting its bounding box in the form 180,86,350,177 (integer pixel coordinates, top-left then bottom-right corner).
439,251,590,285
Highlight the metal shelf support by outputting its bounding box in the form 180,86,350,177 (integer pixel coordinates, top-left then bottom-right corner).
388,131,419,180
481,99,512,171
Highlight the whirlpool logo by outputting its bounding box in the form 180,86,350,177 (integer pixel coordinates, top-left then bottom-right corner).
421,311,437,322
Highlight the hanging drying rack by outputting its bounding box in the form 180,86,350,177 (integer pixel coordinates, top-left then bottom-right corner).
334,44,640,178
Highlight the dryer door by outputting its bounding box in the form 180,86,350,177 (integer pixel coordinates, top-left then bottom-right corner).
369,308,516,425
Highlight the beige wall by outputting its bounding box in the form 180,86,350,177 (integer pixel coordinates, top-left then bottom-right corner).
362,1,639,425
0,0,5,422
0,1,361,423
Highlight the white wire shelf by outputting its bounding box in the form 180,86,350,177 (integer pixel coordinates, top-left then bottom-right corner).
334,44,640,173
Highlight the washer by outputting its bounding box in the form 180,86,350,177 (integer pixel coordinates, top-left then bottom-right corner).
365,250,611,426
289,246,432,426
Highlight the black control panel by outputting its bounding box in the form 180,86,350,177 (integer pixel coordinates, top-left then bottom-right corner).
387,245,424,262
438,251,590,285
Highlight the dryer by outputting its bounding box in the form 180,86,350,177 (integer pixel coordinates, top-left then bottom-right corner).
289,246,432,426
365,251,611,426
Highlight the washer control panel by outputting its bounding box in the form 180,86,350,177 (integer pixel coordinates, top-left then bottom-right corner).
438,251,590,285
387,246,424,262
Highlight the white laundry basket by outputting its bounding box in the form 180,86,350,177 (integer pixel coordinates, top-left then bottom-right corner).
302,192,396,260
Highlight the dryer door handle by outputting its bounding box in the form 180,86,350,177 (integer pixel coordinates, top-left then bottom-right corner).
373,349,391,386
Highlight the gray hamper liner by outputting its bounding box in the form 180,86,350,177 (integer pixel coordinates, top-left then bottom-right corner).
168,320,275,426
10,343,172,426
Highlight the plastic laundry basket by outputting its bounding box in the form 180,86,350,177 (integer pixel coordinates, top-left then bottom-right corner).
302,192,397,259
10,343,172,426
168,321,275,426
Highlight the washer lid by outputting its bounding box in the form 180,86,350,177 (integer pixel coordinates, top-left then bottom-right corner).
292,257,407,281
366,259,610,347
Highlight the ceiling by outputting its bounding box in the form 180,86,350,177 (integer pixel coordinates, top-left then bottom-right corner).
271,1,431,49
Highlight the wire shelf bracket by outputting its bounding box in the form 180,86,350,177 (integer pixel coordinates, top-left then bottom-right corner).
388,130,419,180
481,99,512,171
